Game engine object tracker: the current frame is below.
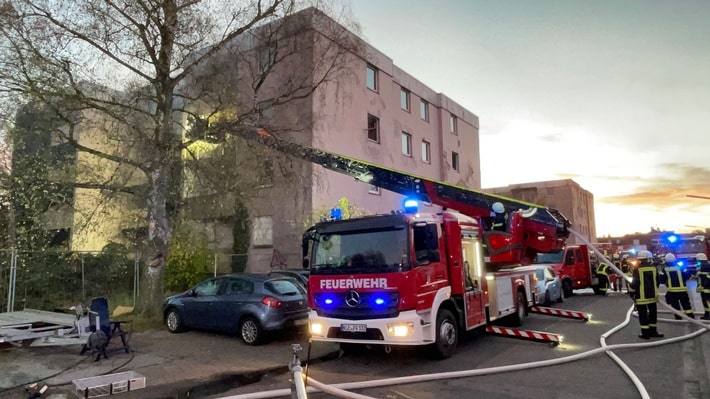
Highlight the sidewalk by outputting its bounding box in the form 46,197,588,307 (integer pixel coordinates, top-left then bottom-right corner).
0,327,339,399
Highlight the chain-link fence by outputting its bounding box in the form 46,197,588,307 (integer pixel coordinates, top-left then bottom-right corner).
0,250,255,313
0,249,139,313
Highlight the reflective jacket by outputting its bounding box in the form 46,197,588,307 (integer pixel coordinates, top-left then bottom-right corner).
597,262,610,277
629,261,659,305
659,264,688,293
698,260,710,293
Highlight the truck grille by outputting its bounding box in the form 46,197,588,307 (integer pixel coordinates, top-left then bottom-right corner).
314,291,399,320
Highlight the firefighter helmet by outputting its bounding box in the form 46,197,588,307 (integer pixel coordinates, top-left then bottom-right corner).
613,253,620,260
697,253,708,261
664,253,676,263
637,250,652,260
492,202,505,214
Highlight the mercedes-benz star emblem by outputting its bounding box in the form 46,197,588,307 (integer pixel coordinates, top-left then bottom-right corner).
345,290,361,307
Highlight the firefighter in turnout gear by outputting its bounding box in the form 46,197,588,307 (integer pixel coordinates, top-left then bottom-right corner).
629,250,664,339
611,253,623,292
696,253,710,320
596,261,611,295
658,253,695,320
490,202,508,232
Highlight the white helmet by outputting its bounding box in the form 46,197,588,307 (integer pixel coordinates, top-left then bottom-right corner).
492,202,505,214
664,253,676,263
612,253,620,260
637,250,652,260
697,253,708,261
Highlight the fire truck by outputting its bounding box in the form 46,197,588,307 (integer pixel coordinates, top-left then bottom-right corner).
238,128,571,358
533,244,610,297
661,234,710,280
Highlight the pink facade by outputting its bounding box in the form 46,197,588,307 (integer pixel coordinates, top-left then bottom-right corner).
309,39,481,219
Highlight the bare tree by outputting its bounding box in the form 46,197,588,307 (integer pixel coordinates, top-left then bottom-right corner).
0,0,360,317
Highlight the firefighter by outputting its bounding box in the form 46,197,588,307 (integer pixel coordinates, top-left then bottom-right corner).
658,253,695,320
611,253,623,292
490,202,508,232
696,253,710,320
629,250,664,339
621,254,632,292
596,261,610,295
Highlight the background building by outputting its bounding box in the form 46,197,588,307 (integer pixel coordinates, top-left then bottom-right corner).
485,179,596,245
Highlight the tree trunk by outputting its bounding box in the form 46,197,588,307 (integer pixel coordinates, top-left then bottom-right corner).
138,166,171,319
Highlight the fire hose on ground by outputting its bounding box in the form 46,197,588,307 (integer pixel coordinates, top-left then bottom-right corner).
218,230,710,399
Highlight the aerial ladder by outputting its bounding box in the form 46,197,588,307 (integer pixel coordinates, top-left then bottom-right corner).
235,127,571,264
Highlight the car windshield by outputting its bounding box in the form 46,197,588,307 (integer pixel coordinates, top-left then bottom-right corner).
312,228,408,274
265,278,306,296
534,251,563,264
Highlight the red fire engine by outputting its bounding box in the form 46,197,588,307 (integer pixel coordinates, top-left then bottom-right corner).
239,128,571,358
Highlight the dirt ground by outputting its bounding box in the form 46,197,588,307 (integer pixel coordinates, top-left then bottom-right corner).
0,327,339,399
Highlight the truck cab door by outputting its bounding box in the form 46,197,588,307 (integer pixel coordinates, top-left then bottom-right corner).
412,223,448,311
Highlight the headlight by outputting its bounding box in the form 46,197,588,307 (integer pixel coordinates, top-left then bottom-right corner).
310,321,324,336
387,322,414,337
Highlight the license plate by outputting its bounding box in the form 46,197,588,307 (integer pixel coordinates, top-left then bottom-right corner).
340,324,367,332
294,318,308,326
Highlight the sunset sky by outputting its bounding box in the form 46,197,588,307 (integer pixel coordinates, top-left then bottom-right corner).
348,0,710,237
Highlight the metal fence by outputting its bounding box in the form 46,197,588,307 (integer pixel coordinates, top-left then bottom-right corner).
0,249,139,313
0,250,251,313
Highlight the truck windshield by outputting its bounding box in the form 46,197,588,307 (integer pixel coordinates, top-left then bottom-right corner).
675,240,705,254
311,228,408,275
535,251,564,264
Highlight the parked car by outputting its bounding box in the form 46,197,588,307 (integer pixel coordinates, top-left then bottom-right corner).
514,265,563,306
162,273,309,345
268,269,310,289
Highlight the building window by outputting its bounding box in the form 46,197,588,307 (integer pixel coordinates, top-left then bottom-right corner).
401,132,412,156
368,185,381,195
451,151,459,172
366,64,378,91
367,114,380,142
421,140,431,163
252,216,273,247
400,88,410,111
420,100,429,122
450,114,458,134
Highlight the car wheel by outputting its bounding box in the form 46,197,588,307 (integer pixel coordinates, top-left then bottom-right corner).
239,317,264,345
430,309,458,359
543,291,552,307
166,309,184,333
562,279,574,298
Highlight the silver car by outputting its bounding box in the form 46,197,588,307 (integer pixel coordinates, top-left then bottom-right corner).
515,265,563,306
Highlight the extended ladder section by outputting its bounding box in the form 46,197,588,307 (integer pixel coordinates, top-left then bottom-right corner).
235,128,570,263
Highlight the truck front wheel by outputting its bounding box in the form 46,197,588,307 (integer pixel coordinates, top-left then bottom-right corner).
430,309,458,359
562,279,574,298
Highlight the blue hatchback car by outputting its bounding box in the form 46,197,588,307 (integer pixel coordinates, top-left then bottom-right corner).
163,273,309,345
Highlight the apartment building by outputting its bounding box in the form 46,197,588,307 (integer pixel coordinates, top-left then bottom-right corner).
484,179,596,245
14,8,481,273
179,8,481,272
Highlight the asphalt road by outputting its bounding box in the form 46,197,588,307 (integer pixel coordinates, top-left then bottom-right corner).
1,288,709,399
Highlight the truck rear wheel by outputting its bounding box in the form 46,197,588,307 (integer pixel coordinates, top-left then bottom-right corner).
430,309,458,359
562,279,574,298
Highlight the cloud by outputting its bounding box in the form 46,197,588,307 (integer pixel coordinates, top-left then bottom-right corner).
589,163,710,208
